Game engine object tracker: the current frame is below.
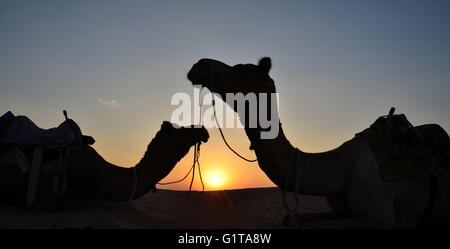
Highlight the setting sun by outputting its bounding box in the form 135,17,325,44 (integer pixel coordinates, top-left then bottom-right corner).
206,170,226,189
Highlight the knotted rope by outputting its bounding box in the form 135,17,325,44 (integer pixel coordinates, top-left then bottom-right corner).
271,149,302,228
129,142,204,201
156,89,205,196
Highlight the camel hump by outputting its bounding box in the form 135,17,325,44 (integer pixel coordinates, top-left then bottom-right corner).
415,124,449,156
64,118,95,146
0,111,94,149
357,109,450,181
370,110,448,157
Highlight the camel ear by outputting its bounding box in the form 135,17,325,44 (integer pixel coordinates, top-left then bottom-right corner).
258,57,271,74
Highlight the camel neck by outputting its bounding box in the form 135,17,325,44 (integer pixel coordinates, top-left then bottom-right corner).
133,149,172,198
244,124,301,192
244,122,345,196
132,140,193,199
217,89,344,196
132,161,156,199
99,159,155,202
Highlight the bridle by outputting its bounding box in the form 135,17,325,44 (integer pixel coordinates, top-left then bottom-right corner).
208,75,258,163
153,89,206,198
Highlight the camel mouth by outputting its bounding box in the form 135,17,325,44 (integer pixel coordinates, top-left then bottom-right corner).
187,58,229,89
199,133,209,143
195,127,210,143
161,121,209,143
187,71,211,89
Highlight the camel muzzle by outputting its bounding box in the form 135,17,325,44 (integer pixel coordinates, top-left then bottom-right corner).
187,69,210,88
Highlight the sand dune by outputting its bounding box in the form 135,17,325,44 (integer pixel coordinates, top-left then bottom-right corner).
0,188,330,229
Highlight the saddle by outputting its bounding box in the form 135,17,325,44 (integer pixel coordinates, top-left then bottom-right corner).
357,107,450,181
0,110,95,207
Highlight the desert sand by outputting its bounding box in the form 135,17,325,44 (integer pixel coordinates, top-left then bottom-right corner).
0,188,331,229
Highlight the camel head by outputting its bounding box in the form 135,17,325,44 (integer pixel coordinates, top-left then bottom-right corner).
143,121,209,163
158,121,209,148
138,121,209,185
187,57,276,99
145,121,209,160
188,58,281,141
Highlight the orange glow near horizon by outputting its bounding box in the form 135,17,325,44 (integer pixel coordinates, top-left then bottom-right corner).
145,127,277,191
90,121,352,192
204,169,226,189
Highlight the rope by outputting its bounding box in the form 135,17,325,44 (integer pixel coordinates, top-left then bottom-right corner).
156,90,205,196
210,89,258,163
188,144,196,195
128,167,137,202
281,149,302,228
156,163,195,185
204,78,302,227
156,136,204,196
196,89,205,192
196,145,205,192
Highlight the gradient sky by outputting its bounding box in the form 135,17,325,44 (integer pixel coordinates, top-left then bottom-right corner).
1,0,449,190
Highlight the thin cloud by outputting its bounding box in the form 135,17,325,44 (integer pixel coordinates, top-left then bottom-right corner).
96,98,127,110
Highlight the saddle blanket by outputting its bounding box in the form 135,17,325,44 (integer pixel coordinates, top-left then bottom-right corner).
0,111,76,149
357,112,449,182
358,128,431,181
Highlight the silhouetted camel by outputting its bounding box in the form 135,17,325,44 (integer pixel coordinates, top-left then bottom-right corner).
0,121,209,209
187,57,450,228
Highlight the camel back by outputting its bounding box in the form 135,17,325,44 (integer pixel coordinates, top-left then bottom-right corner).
0,111,95,207
356,109,450,182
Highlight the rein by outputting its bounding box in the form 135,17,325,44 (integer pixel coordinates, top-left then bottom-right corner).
207,77,304,227
157,141,204,193
155,90,206,196
133,79,259,199
209,79,258,163
207,78,303,227
128,146,204,201
282,149,302,228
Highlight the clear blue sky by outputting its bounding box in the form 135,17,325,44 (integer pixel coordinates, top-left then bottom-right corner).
1,0,449,189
